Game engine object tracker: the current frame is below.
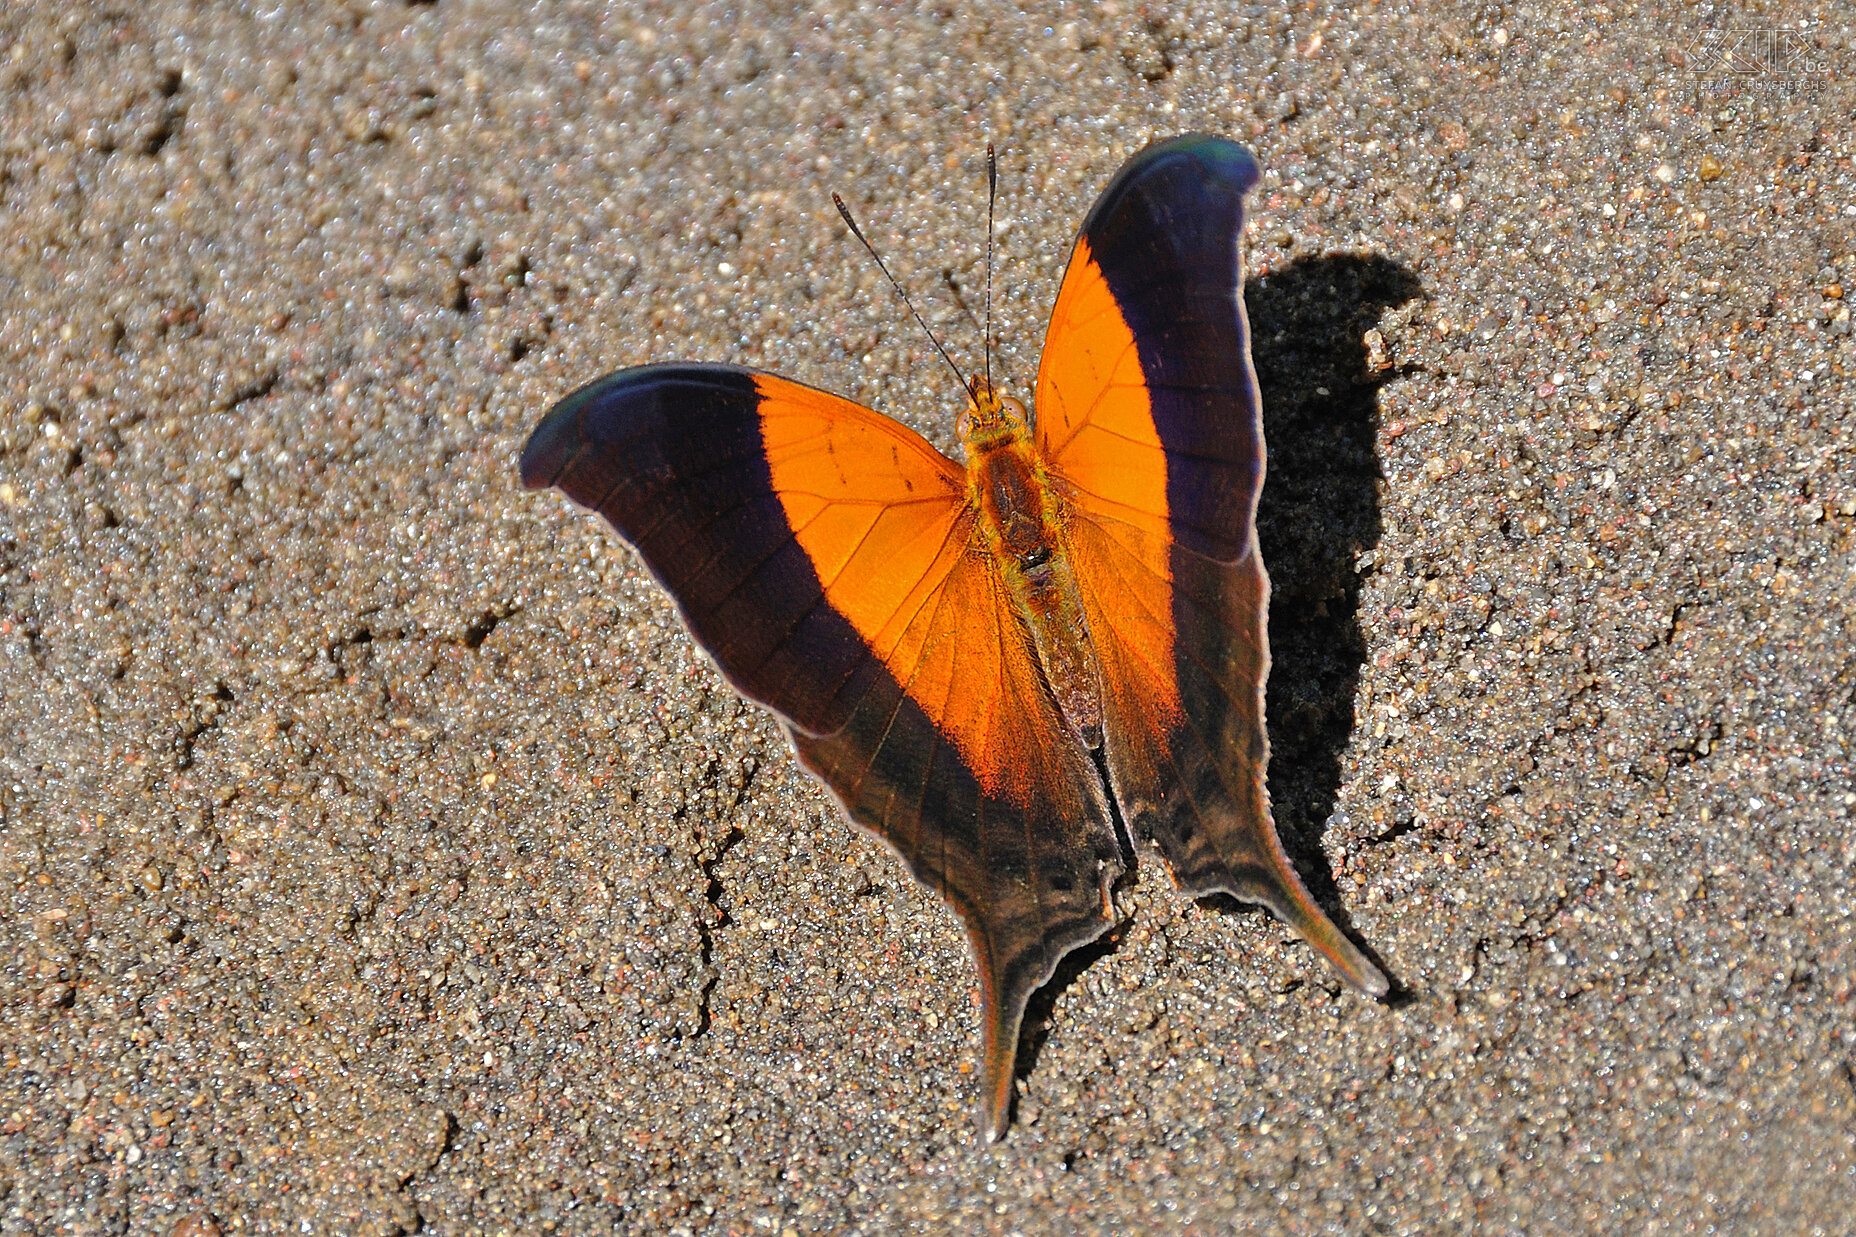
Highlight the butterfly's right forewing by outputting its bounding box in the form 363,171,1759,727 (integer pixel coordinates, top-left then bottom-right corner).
1035,136,1387,998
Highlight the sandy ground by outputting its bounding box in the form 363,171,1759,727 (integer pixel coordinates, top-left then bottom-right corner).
2,2,1853,1234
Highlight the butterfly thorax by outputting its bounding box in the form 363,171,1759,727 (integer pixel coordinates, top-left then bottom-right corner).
960,383,1105,749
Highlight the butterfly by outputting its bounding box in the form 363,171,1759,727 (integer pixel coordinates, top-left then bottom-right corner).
520,133,1387,1141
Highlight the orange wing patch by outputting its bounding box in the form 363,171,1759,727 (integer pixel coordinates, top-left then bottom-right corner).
757,375,1054,808
1036,239,1183,750
755,374,970,695
1061,511,1183,769
889,550,1080,811
1036,237,1171,542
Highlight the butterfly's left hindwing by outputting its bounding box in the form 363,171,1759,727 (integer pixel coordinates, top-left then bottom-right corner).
522,364,1124,1139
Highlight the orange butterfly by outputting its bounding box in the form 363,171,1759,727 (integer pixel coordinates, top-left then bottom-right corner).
521,134,1386,1140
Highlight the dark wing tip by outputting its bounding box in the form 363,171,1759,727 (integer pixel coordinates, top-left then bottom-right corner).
1081,132,1261,242
1142,131,1261,192
518,367,645,491
520,369,625,491
519,363,763,492
518,397,580,490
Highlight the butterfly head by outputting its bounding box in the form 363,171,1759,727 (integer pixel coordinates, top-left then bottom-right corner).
957,374,1029,451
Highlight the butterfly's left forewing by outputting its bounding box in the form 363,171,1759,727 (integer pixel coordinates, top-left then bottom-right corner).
522,364,1122,1138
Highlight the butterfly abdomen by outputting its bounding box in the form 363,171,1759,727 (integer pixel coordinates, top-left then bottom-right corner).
965,410,1104,750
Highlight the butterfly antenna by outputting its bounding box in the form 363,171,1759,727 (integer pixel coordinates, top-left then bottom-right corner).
833,193,969,396
984,143,997,396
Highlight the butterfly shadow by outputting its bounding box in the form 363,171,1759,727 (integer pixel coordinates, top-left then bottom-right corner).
1014,254,1424,1099
1229,251,1424,991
